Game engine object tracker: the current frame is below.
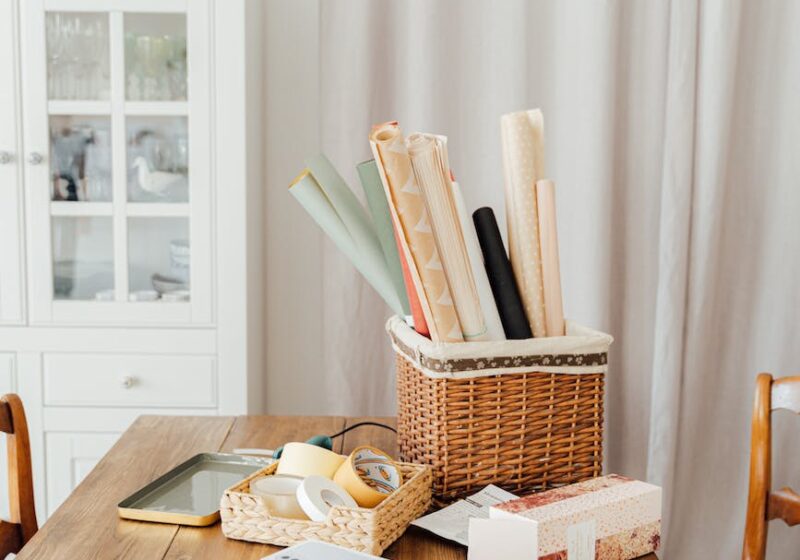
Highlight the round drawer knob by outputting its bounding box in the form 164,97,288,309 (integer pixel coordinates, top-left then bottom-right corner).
28,152,44,165
120,375,136,389
0,151,13,165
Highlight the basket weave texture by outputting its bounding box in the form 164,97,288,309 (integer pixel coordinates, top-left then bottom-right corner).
396,353,604,506
220,461,432,555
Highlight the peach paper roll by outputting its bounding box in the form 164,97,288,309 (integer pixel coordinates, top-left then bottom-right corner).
370,122,463,342
536,179,565,336
500,109,547,337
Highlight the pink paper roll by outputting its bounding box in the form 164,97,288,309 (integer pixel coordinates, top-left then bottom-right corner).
536,179,565,336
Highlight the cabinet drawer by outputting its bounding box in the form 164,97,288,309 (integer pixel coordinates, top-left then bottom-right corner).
43,354,216,408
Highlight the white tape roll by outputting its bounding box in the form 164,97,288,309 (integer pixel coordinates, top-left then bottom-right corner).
249,475,308,520
296,475,357,521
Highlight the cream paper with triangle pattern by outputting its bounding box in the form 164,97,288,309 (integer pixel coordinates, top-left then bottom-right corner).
370,123,463,343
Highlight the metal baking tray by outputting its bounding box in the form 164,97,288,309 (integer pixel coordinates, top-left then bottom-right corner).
118,452,272,526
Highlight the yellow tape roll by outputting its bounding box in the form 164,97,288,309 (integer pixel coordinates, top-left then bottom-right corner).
333,445,403,508
275,442,346,478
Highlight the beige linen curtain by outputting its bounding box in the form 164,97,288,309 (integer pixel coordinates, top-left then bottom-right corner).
262,1,800,557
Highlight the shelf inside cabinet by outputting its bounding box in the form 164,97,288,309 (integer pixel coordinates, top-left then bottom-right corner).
125,102,188,116
126,203,189,217
50,201,113,216
48,101,111,116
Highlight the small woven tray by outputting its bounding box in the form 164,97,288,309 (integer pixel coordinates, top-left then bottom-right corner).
220,460,432,555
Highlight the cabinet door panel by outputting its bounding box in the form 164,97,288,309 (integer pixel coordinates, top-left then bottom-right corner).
45,432,118,516
0,0,24,324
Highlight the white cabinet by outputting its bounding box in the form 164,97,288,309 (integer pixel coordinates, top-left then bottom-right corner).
0,0,263,522
0,0,25,325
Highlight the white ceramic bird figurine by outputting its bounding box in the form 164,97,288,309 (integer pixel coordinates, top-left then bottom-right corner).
132,156,183,195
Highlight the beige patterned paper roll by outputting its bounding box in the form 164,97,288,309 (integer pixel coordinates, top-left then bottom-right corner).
370,123,463,342
500,109,547,337
406,133,488,341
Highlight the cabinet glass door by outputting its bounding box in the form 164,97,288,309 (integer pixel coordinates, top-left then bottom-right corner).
23,0,210,324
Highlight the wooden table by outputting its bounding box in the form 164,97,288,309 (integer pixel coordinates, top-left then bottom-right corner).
17,416,658,559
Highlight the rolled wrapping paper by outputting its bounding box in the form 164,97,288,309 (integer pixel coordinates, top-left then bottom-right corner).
275,442,346,478
500,109,547,337
289,166,405,316
406,133,488,341
536,179,565,337
369,125,433,339
472,207,532,339
249,475,309,520
333,445,402,508
370,122,463,342
296,475,358,522
450,180,505,341
356,159,410,316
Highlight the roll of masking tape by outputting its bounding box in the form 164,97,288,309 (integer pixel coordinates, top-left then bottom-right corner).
275,442,346,478
249,475,309,520
333,446,403,508
296,475,357,521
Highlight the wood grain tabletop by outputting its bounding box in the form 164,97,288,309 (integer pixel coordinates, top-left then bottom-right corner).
16,415,658,559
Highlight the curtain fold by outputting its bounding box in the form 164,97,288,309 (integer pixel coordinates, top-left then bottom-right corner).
264,1,800,556
645,0,699,543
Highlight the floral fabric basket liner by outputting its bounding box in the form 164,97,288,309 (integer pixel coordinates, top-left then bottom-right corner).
387,315,614,379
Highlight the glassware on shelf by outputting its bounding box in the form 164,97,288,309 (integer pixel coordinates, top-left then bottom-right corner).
128,217,190,302
49,116,112,202
46,12,110,101
126,116,188,202
51,216,114,300
124,14,187,101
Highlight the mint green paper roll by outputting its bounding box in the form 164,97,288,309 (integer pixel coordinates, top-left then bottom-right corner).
356,159,409,315
290,165,405,316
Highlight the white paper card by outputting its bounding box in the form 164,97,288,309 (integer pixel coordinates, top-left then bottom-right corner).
567,519,596,560
261,541,381,559
412,484,518,545
468,518,538,560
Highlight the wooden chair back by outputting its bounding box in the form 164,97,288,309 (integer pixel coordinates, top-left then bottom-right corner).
0,393,38,557
742,374,800,560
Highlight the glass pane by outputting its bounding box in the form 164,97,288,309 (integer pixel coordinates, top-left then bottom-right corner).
127,117,188,202
128,218,190,302
46,12,110,100
52,217,114,300
125,14,187,101
50,115,112,202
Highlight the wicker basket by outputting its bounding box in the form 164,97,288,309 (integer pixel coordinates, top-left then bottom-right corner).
388,316,612,506
220,460,432,555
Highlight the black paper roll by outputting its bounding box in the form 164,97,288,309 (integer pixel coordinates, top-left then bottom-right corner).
472,207,532,340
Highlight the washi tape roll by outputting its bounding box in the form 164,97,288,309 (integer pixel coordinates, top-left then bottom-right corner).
249,475,309,520
296,475,357,521
333,446,403,508
275,442,346,478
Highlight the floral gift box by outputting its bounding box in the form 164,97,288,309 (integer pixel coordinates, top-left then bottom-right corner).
490,474,662,560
